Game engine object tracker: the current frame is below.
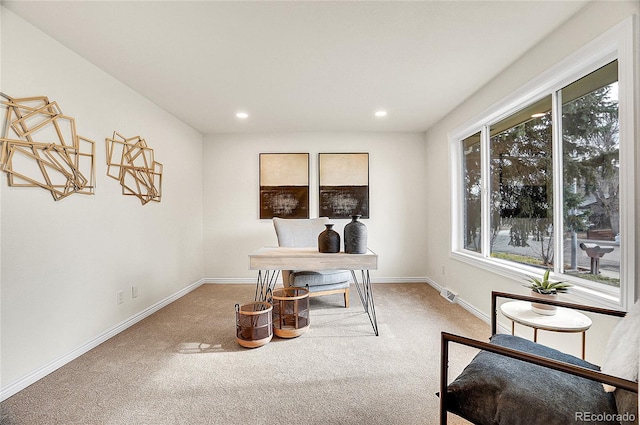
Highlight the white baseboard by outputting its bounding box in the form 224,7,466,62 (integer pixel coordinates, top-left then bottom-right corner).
204,277,258,284
370,277,429,284
0,278,206,402
424,276,510,334
203,276,430,285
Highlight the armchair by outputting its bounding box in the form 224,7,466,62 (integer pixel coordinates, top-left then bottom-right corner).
440,291,638,425
273,217,351,307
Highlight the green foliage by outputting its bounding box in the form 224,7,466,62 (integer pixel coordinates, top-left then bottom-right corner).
491,110,555,264
491,252,544,266
563,85,619,232
564,271,620,288
563,189,590,232
524,269,572,294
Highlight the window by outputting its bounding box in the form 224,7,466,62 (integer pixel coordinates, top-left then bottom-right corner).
450,18,636,309
561,63,620,288
489,96,553,269
462,132,481,253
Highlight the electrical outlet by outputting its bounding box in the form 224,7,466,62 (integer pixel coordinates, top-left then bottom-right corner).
117,290,124,305
132,286,138,298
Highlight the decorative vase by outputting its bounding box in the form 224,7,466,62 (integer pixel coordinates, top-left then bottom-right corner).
318,224,340,253
344,215,367,254
530,291,557,316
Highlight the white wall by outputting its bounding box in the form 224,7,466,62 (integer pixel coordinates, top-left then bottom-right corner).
3,0,635,400
0,8,204,392
423,1,640,363
203,132,428,282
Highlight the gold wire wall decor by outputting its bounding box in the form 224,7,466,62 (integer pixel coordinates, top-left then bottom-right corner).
105,131,163,205
0,93,96,201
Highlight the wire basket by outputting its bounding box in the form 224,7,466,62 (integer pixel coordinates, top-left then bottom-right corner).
235,301,273,348
272,287,310,338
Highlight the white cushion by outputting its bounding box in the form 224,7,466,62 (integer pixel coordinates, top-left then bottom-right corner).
273,217,329,247
601,300,640,392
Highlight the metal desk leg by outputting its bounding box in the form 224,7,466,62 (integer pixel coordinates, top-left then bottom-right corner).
254,270,280,302
351,270,379,336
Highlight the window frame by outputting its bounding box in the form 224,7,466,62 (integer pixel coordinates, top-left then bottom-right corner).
449,17,637,310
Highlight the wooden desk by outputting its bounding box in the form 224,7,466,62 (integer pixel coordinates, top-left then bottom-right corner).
249,247,379,335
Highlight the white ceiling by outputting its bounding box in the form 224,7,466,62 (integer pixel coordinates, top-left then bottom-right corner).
2,1,590,134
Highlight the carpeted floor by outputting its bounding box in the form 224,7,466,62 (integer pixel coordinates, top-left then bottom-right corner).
0,283,488,424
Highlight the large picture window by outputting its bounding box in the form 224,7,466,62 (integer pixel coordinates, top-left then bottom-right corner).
450,18,636,309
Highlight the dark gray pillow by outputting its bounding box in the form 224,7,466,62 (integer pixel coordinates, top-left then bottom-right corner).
445,334,619,425
613,389,638,425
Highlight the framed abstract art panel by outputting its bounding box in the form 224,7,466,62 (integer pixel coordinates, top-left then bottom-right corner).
319,153,369,219
259,153,309,219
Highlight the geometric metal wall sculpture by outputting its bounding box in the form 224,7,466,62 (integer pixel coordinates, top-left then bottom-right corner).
0,93,96,201
105,131,163,205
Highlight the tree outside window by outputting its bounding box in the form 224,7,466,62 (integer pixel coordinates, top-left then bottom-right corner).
460,61,620,289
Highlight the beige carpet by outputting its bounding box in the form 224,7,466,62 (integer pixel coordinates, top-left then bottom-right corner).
1,283,488,424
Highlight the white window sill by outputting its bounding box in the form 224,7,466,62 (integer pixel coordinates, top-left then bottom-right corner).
450,250,624,311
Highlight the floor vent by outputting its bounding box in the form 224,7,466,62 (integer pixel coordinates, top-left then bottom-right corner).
440,288,458,303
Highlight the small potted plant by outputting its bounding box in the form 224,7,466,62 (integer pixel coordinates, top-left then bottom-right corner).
524,269,571,315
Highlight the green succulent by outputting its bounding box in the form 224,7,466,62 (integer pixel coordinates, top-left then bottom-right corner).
524,269,572,295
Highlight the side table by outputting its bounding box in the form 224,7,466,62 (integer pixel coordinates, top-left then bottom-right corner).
500,301,593,359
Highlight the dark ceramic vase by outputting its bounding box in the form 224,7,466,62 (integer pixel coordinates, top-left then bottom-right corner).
318,224,340,253
344,215,367,254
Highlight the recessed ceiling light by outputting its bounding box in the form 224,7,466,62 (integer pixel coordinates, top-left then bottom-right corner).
236,112,249,119
374,110,387,117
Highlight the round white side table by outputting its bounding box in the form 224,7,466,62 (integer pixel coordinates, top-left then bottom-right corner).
500,301,593,359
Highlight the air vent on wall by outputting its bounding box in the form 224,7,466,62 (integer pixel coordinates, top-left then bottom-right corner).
440,288,458,303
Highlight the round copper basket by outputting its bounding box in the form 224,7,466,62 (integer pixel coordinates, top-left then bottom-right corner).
272,287,310,338
235,301,273,348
